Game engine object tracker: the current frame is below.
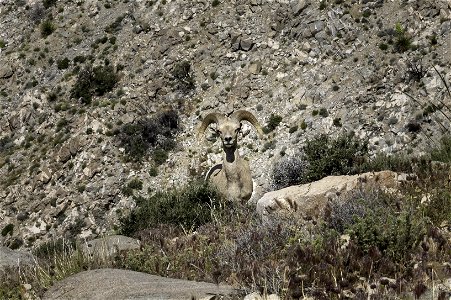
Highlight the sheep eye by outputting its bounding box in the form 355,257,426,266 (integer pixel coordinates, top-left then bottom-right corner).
216,130,222,135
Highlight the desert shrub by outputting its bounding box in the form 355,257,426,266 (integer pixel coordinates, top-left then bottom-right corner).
263,114,282,134
42,0,57,8
171,60,195,92
121,178,143,197
1,223,14,236
40,19,55,37
302,133,368,182
117,110,179,162
347,203,426,263
57,57,70,70
430,135,451,163
358,152,414,174
29,3,46,23
70,64,119,104
0,136,13,154
120,182,222,236
394,22,411,53
271,156,307,190
105,15,126,33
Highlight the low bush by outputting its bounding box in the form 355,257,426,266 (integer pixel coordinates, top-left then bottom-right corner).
271,156,307,190
40,19,55,37
120,181,222,236
117,110,179,162
171,60,195,92
263,114,282,134
303,133,368,182
70,64,119,104
430,135,451,163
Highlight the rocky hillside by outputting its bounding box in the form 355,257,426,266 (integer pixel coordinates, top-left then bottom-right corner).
0,0,450,249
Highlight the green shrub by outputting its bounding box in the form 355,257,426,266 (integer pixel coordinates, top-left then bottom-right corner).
430,135,451,163
117,110,179,162
152,149,168,166
347,202,425,263
319,107,328,117
0,39,6,48
70,64,119,104
0,136,13,154
394,23,411,52
263,114,282,134
57,57,70,69
40,19,55,37
303,133,368,182
1,224,14,236
120,182,222,236
171,60,195,92
212,0,220,7
42,0,57,8
105,15,126,33
122,178,143,196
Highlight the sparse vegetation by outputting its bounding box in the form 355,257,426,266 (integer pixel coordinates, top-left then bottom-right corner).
70,64,119,104
40,19,55,37
171,60,195,92
117,110,179,162
394,22,412,52
120,181,222,236
263,114,282,134
57,57,70,70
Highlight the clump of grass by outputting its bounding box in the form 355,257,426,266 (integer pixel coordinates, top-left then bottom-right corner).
394,22,411,53
40,19,55,37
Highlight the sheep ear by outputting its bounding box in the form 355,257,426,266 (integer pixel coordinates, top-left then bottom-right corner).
197,113,224,140
231,110,264,138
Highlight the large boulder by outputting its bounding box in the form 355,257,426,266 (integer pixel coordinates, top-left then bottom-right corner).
43,268,236,300
257,171,414,219
0,246,35,274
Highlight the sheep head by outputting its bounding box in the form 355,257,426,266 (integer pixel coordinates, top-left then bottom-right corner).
197,110,263,148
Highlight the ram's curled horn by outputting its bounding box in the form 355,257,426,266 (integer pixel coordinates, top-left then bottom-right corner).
231,110,264,138
197,112,224,139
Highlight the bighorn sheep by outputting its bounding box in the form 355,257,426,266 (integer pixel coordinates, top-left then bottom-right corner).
197,110,263,202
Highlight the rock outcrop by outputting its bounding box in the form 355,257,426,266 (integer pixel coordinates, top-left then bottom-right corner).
257,171,414,219
43,268,236,300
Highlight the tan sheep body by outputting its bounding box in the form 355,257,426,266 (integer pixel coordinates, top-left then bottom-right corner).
198,110,263,202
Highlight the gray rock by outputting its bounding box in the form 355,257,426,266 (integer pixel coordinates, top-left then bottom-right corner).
80,235,140,259
43,268,236,300
240,38,254,51
0,63,14,79
0,246,35,273
257,171,411,219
